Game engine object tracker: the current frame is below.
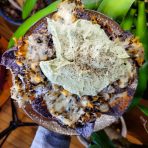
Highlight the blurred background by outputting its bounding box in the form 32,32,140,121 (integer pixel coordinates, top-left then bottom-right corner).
0,0,148,148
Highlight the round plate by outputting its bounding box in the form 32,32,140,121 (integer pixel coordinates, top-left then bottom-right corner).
21,9,134,135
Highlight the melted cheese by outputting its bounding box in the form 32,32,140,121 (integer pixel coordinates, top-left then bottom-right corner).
44,93,84,126
40,19,132,96
55,1,76,24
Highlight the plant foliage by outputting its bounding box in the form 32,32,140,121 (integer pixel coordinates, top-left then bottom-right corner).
22,0,38,19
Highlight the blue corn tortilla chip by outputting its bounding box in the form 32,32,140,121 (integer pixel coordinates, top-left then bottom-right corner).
76,122,95,137
32,97,52,119
1,47,23,75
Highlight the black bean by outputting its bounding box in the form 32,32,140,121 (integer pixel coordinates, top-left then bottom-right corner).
44,51,48,54
85,107,92,112
36,37,43,43
48,37,53,48
93,107,100,112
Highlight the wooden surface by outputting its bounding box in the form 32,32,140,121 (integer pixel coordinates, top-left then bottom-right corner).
0,99,84,148
124,99,148,145
0,37,12,107
0,17,13,41
0,99,37,148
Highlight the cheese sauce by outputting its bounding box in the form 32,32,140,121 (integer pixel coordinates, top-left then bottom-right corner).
40,19,132,96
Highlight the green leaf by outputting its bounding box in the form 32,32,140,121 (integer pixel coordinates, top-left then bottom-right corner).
135,62,148,97
129,96,141,109
124,1,148,109
82,0,103,10
121,9,136,30
8,0,61,48
143,37,148,61
89,144,100,148
98,0,135,21
136,1,147,42
129,62,148,109
90,130,115,148
22,0,38,19
136,1,148,61
138,105,148,116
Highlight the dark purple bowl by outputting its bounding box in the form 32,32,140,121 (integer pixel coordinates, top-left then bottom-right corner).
0,0,52,26
0,8,22,26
